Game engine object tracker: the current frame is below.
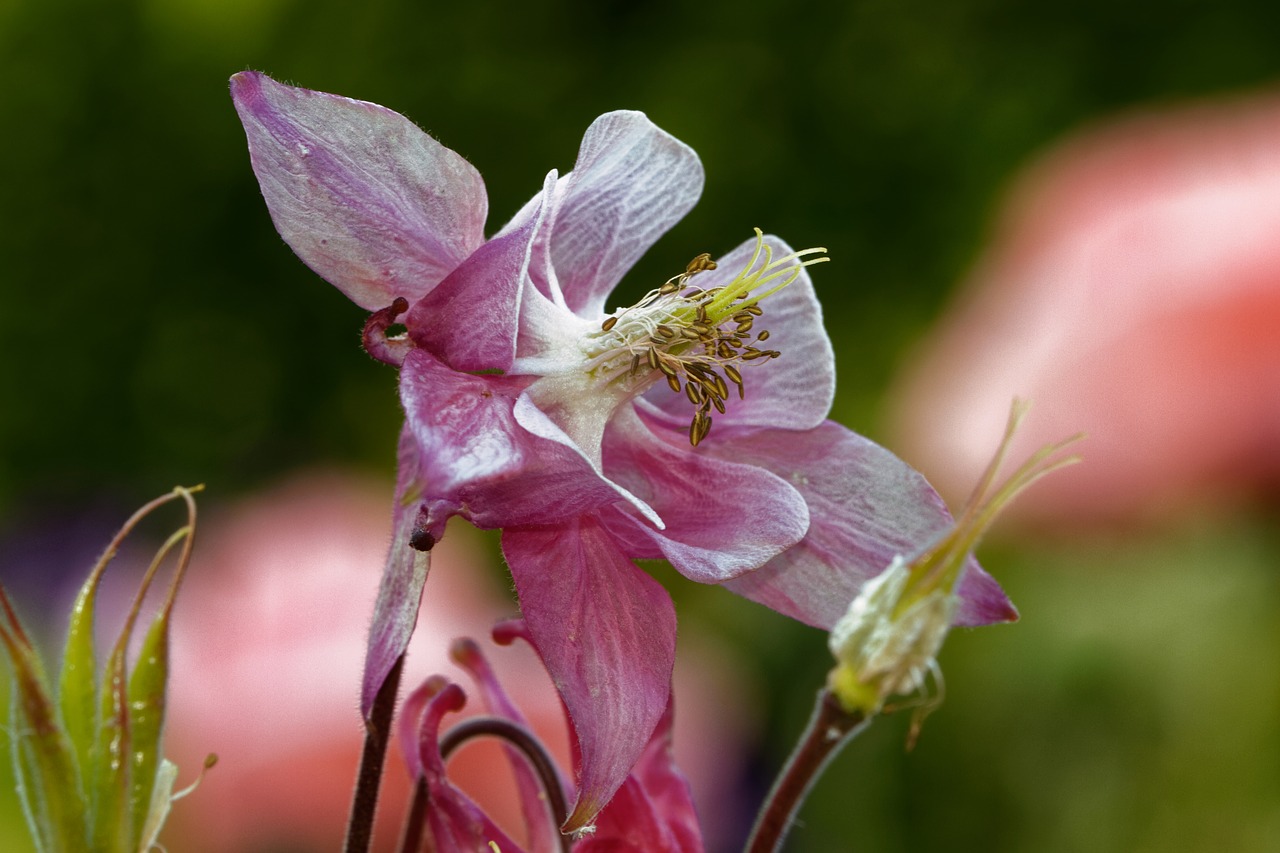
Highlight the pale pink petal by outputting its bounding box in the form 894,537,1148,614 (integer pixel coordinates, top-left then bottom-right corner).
713,420,1016,628
398,349,624,530
642,234,835,432
602,405,810,583
502,518,677,832
407,170,557,372
231,71,487,310
888,90,1280,523
360,426,431,716
546,110,704,317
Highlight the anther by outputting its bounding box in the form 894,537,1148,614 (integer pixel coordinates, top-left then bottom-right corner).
601,316,619,332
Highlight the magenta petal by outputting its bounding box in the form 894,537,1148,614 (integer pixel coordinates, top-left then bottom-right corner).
582,700,703,853
643,234,835,432
407,170,557,372
451,637,560,852
399,349,622,529
415,678,529,853
502,518,677,832
361,426,431,718
602,406,809,583
549,110,704,316
230,71,487,310
715,420,1017,629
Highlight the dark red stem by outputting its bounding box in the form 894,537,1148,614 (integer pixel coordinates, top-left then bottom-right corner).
345,653,405,853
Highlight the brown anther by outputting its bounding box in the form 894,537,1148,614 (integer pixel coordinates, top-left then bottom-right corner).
655,325,676,339
745,305,763,316
689,323,711,337
657,357,679,379
601,315,619,332
685,382,703,405
711,395,726,414
712,374,729,400
666,374,682,393
689,414,703,447
659,280,681,295
681,327,703,340
755,330,771,342
742,349,766,361
724,364,745,399
646,347,660,370
697,413,713,444
685,252,717,275
630,353,640,374
717,341,735,359
736,320,754,335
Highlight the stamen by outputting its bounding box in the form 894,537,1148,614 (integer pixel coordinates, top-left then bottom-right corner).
585,230,827,446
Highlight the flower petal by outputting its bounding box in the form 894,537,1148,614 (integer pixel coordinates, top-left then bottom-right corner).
713,420,1017,629
502,518,676,832
360,426,432,717
230,71,487,310
406,170,557,372
399,349,624,530
413,677,529,853
602,405,810,583
583,700,703,853
643,234,835,432
543,110,704,317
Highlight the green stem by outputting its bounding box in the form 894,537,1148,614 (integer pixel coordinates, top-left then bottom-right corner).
744,689,869,853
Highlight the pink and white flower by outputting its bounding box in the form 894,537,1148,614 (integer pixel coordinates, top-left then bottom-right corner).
231,71,1015,829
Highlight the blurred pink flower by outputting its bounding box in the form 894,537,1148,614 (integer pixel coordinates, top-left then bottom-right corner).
159,471,750,851
889,89,1280,525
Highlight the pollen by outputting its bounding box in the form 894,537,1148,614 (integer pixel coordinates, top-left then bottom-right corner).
587,229,828,446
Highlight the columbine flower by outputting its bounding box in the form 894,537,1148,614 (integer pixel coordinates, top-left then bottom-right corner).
399,621,702,853
828,401,1082,718
231,71,1017,829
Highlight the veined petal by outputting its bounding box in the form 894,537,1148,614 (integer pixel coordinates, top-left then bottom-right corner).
641,234,835,433
582,700,703,853
714,421,1017,629
360,427,431,718
545,110,704,317
603,405,809,583
399,349,626,529
230,71,487,310
407,170,557,372
502,518,676,832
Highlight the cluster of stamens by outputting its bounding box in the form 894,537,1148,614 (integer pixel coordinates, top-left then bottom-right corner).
589,230,828,447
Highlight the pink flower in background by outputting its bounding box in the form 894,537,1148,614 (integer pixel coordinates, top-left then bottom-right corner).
231,72,1015,829
889,89,1280,525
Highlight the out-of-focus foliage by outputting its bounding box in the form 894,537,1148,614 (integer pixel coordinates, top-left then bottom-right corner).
3,0,1280,851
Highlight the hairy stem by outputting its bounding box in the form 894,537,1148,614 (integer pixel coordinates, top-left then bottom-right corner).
345,654,405,853
744,689,869,853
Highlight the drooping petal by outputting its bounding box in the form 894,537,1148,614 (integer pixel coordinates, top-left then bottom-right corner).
230,71,487,310
643,234,835,432
360,427,431,718
543,110,704,317
712,420,1017,629
398,349,626,530
582,700,703,853
602,405,809,583
407,170,557,372
502,518,677,832
451,637,561,853
413,677,528,853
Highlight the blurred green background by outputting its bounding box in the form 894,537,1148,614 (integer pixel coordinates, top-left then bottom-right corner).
2,0,1279,850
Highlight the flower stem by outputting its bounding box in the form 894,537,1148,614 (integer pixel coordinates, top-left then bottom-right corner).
744,688,869,853
345,653,405,853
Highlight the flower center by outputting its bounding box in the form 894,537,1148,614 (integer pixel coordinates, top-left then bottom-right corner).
583,230,828,446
